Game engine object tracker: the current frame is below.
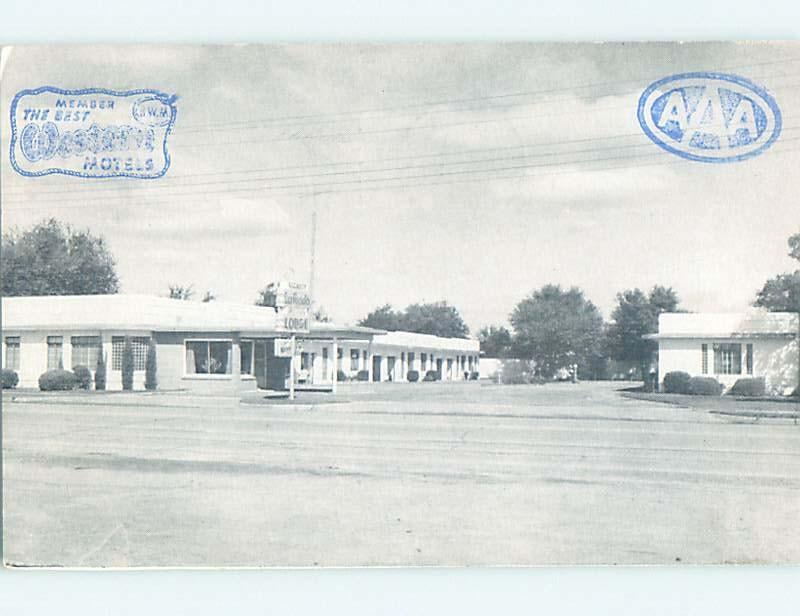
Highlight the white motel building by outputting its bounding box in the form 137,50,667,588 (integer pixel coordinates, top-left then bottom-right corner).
1,295,480,393
648,311,799,395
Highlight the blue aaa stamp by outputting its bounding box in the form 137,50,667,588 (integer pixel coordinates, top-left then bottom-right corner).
637,72,781,163
9,86,177,178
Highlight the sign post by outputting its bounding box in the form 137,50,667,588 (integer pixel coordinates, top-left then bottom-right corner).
274,281,311,401
289,334,296,401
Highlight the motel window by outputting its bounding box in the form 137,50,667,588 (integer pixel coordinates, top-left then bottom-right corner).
5,336,20,370
421,353,427,371
71,336,101,369
713,343,742,375
746,344,754,375
408,352,415,365
701,344,708,374
47,336,63,370
240,340,254,376
301,352,312,370
322,347,329,375
185,340,232,375
350,349,360,371
111,336,149,370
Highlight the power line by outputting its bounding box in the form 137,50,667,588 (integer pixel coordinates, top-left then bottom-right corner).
6,126,800,204
170,81,800,149
2,131,655,196
6,137,800,212
175,56,800,132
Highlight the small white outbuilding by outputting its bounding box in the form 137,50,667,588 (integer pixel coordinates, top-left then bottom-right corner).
647,311,799,395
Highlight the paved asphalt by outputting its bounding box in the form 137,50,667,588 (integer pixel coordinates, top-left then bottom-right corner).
3,381,799,567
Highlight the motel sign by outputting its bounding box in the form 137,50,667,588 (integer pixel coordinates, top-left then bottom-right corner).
274,281,311,334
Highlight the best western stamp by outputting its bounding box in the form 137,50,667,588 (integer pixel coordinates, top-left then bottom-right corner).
9,87,177,179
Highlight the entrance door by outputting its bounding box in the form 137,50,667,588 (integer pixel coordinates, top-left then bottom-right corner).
254,340,268,389
372,355,382,382
436,358,443,376
387,356,396,381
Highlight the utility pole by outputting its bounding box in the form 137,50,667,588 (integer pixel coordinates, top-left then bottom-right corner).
309,210,317,306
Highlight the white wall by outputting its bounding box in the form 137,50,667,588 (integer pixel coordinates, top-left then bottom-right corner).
659,337,798,395
294,338,480,383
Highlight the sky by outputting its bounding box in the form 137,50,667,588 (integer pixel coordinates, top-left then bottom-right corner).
2,42,799,332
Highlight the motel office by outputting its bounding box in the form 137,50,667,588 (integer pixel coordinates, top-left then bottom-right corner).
2,295,480,392
649,311,800,395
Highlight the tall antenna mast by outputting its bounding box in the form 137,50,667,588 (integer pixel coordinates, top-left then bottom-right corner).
309,210,317,304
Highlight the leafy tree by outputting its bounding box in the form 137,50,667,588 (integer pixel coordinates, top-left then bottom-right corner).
168,284,194,300
754,232,800,312
312,306,331,323
478,325,513,358
510,285,604,377
400,302,469,338
2,218,119,296
121,336,134,391
255,283,278,308
606,285,681,378
358,304,404,330
144,340,157,391
358,301,469,338
201,291,216,303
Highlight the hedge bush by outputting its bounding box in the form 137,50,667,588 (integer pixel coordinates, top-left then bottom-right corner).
72,365,92,390
727,377,766,397
663,371,692,394
469,371,479,381
95,353,107,391
423,370,440,382
687,376,723,396
407,370,420,382
498,360,533,385
356,370,369,381
1,368,19,389
39,369,78,391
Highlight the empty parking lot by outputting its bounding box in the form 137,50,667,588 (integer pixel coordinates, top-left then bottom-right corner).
3,381,800,567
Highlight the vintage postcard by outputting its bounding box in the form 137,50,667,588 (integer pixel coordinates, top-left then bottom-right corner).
1,43,798,568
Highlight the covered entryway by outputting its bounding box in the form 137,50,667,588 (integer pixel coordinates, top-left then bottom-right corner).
251,338,290,390
372,355,382,382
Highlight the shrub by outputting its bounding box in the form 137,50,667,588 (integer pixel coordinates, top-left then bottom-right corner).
687,376,723,396
336,369,348,382
423,370,440,382
407,370,420,382
469,371,479,381
500,360,536,385
95,353,107,391
2,368,19,389
663,371,692,394
727,377,766,397
121,336,134,391
38,369,78,391
145,340,158,391
72,364,92,390
356,370,369,381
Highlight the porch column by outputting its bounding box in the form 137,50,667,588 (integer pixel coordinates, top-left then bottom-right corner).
367,340,374,382
332,336,338,394
231,332,241,394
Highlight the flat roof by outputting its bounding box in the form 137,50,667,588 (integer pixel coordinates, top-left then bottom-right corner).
647,311,799,340
1,294,384,339
2,295,483,349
